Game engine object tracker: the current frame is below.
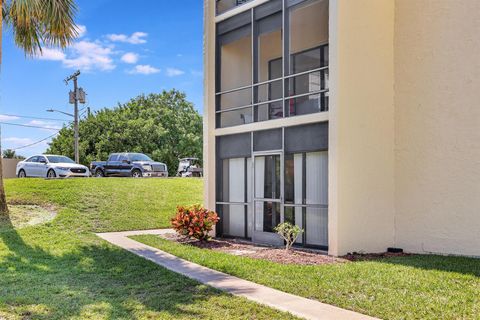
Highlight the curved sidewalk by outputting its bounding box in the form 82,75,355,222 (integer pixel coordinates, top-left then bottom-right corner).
97,229,379,320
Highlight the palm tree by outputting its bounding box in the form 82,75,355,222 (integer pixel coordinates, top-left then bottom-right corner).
0,0,78,214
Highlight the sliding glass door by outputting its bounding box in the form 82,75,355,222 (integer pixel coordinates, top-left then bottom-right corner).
252,151,328,249
253,153,284,245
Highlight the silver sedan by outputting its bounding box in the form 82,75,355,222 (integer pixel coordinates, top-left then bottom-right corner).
16,155,90,178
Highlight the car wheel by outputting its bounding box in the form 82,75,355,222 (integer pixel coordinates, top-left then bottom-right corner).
47,169,57,179
18,169,27,178
131,169,142,178
95,169,105,178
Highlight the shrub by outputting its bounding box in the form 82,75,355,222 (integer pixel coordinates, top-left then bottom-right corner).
171,205,219,241
274,222,304,251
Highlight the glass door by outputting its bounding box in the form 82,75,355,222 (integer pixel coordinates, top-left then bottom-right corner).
284,151,328,249
253,152,284,245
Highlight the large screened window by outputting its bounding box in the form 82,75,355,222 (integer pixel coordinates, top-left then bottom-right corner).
218,158,253,237
216,0,329,128
284,151,328,247
216,11,252,128
216,123,329,249
254,1,283,122
216,133,253,238
285,0,329,117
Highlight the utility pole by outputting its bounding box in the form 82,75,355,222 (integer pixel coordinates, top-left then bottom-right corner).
64,70,85,163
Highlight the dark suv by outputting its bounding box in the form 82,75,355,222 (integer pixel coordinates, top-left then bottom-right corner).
90,153,168,178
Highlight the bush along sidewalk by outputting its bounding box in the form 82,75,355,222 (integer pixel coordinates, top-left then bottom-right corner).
171,205,219,241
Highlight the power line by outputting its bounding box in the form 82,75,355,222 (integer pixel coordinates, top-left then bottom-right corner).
2,119,74,151
9,131,61,151
0,113,69,122
0,121,65,130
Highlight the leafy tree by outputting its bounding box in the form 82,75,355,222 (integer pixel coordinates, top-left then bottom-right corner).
47,90,203,176
2,149,24,159
0,0,78,214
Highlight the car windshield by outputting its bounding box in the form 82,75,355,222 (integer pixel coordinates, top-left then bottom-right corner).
128,153,153,162
46,156,75,164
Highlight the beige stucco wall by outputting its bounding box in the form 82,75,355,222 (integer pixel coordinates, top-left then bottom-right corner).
2,159,21,179
328,0,395,256
394,0,480,256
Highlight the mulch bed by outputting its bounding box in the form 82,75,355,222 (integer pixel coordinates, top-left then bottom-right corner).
342,251,411,261
161,232,346,265
162,233,412,265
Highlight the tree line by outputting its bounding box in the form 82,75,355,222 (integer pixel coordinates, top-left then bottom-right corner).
2,150,25,159
47,90,203,176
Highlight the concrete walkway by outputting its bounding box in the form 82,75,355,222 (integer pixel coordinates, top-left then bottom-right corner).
97,229,379,320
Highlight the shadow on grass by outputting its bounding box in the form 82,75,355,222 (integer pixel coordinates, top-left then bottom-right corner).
0,216,235,319
379,254,480,277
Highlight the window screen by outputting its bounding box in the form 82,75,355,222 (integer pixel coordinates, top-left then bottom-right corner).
254,0,282,20
217,133,251,159
285,122,328,152
253,128,282,151
217,11,251,36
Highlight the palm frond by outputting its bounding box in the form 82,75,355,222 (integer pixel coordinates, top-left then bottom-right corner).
7,0,42,55
2,1,10,22
7,0,78,56
39,0,78,49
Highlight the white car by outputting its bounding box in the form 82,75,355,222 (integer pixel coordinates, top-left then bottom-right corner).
16,155,90,178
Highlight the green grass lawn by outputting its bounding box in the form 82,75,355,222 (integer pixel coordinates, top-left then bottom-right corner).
0,178,297,320
131,235,480,320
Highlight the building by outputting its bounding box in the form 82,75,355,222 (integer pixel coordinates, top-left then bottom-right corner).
203,0,480,257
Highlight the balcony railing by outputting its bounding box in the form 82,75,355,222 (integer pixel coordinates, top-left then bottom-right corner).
216,0,253,15
216,67,329,128
215,43,329,129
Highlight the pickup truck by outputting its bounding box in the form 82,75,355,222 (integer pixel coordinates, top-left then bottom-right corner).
90,153,168,178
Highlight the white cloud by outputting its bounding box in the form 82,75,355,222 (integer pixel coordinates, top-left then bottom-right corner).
36,38,115,71
166,68,185,77
35,26,157,72
3,136,50,152
37,47,66,61
128,64,160,75
121,52,139,64
3,137,34,146
75,24,87,38
37,26,87,62
106,32,148,44
36,40,115,71
0,115,20,121
63,41,115,71
27,120,63,131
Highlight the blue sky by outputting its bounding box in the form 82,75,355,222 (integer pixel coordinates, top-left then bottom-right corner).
0,0,204,157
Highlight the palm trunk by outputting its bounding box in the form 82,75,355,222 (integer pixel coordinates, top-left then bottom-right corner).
0,0,9,215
